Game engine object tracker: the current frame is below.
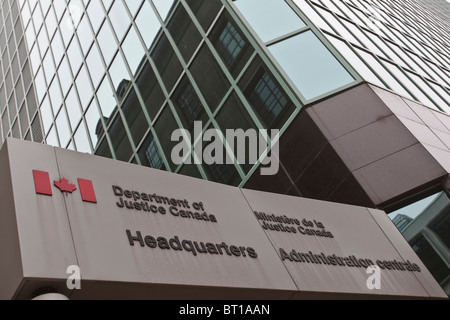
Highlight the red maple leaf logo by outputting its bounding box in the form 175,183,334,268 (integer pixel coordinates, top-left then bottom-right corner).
54,178,77,196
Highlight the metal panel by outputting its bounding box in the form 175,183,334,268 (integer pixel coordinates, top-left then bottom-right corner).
368,208,447,298
0,138,447,299
0,142,23,300
53,146,297,299
241,188,446,298
4,139,78,299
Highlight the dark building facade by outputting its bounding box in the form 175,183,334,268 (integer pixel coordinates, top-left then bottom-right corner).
401,192,450,296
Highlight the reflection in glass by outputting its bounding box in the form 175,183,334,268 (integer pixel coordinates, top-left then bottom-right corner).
135,1,161,50
97,77,116,118
199,126,241,186
108,0,131,42
46,125,59,147
269,31,354,100
178,163,202,179
172,76,206,132
75,66,93,110
430,212,450,250
97,21,117,65
74,121,92,153
48,79,63,113
121,86,148,144
326,34,385,88
55,108,71,147
209,13,254,77
151,33,183,92
216,21,245,67
122,28,145,75
87,0,106,34
107,114,133,161
240,57,294,129
186,0,222,32
204,161,240,186
124,0,144,16
411,236,450,283
216,92,258,173
136,60,165,120
67,38,83,75
43,51,55,84
65,87,82,129
167,4,202,62
190,44,230,112
154,106,179,171
139,133,165,170
251,72,286,124
40,95,53,133
58,57,73,97
110,53,130,90
235,0,306,42
95,137,112,159
85,100,101,147
152,0,176,21
77,14,94,55
86,45,104,89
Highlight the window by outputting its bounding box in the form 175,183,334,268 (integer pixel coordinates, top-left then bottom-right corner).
217,22,245,67
139,133,164,170
204,161,240,186
172,76,206,132
95,137,112,159
190,44,230,112
146,139,163,169
216,92,258,173
153,106,180,171
152,0,176,21
167,4,202,62
107,114,133,162
136,61,165,120
210,14,253,78
251,72,286,121
242,63,293,129
268,31,355,100
121,87,148,145
199,126,241,186
151,33,183,92
186,0,222,32
234,0,306,42
430,212,450,250
135,0,161,50
411,236,450,283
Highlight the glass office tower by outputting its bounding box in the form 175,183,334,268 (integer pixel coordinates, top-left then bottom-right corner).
0,0,449,202
0,0,358,186
291,0,450,112
400,193,450,296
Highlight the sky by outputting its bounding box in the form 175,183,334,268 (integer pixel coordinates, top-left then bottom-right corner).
388,193,440,221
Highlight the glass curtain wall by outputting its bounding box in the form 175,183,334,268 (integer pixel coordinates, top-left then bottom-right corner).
291,0,450,113
1,0,358,187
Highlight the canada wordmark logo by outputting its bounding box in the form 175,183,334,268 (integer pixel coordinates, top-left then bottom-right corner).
32,170,97,203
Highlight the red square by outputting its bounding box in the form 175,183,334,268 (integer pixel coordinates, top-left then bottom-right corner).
78,178,97,203
33,170,52,196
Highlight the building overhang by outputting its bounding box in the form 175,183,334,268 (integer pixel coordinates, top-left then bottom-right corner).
0,138,446,300
247,83,450,213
